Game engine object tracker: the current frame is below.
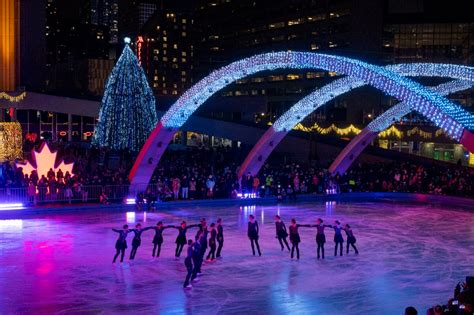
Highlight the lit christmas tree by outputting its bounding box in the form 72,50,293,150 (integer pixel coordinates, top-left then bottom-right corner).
93,37,158,152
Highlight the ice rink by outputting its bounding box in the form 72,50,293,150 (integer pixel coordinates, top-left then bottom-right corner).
0,198,473,314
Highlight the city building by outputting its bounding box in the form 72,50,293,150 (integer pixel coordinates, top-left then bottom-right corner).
138,2,195,96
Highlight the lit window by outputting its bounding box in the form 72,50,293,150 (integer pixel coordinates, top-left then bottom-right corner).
163,57,168,61
182,18,187,24
172,90,178,95
154,76,158,81
328,71,338,77
181,58,187,63
210,46,219,51
173,44,178,49
181,78,186,82
181,52,187,56
181,71,186,76
286,74,300,80
163,37,167,42
163,89,168,95
310,44,319,50
153,49,159,55
182,32,187,37
288,18,304,26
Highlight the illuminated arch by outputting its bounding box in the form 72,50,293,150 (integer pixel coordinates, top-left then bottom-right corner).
238,64,474,178
129,52,474,188
329,79,474,175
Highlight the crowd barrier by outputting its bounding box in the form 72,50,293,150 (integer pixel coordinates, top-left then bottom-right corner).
0,184,159,205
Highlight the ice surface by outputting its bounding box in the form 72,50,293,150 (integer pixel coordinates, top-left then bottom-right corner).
0,200,473,314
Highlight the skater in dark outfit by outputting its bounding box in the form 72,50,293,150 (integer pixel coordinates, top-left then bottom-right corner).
275,215,290,251
183,239,194,288
288,218,312,260
196,218,208,257
248,215,262,256
216,218,224,258
112,225,131,263
191,233,202,281
150,221,173,258
311,218,332,259
129,223,153,260
173,221,198,257
332,220,344,257
344,224,359,254
206,223,217,262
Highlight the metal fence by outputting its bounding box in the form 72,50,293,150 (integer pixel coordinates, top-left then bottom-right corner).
0,184,142,205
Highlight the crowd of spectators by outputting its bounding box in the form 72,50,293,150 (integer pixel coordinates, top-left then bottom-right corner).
0,141,473,205
404,277,473,315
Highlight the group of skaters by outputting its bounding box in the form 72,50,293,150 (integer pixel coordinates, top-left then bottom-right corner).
251,215,359,260
111,214,359,288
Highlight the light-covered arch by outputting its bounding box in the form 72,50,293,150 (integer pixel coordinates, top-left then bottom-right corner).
237,64,474,178
329,79,474,175
129,52,473,188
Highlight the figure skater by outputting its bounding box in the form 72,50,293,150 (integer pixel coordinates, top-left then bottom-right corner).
150,221,173,258
112,224,131,263
183,239,194,288
333,220,344,256
206,223,217,262
288,218,312,260
275,215,290,251
311,218,332,259
248,214,262,256
344,224,359,254
216,218,224,258
191,233,202,282
197,218,208,256
174,221,198,257
129,223,153,260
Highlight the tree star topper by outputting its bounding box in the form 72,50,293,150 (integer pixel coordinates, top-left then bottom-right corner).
16,142,74,179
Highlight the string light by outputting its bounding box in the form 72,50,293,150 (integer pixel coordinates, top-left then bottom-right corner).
93,39,158,152
0,91,26,102
160,52,474,140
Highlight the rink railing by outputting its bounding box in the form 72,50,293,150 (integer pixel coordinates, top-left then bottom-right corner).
0,184,162,206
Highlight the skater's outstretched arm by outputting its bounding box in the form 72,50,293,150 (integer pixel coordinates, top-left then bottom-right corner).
112,228,122,233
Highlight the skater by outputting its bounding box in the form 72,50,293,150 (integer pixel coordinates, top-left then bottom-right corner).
196,218,209,260
206,223,217,262
183,239,194,288
191,233,202,281
129,223,153,260
173,221,198,257
248,214,262,256
112,224,131,263
288,219,311,260
275,215,290,251
333,220,344,257
344,224,359,254
311,218,332,259
216,218,224,258
150,221,173,258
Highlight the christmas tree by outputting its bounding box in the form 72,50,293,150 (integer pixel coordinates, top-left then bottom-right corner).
93,37,158,152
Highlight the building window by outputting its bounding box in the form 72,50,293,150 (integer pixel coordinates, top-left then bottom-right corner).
182,18,187,24
173,44,178,49
286,74,301,80
181,51,187,56
269,22,285,29
288,18,304,26
268,75,284,81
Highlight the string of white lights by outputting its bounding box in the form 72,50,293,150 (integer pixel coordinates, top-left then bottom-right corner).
160,52,474,141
